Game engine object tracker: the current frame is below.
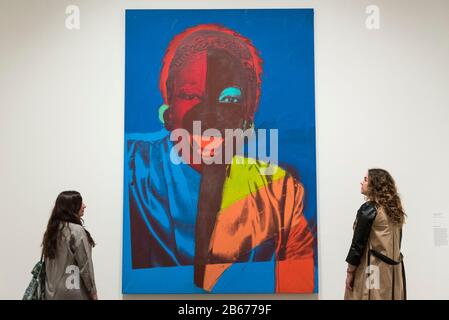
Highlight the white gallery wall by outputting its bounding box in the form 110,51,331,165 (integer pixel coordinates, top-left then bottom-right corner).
1,0,448,299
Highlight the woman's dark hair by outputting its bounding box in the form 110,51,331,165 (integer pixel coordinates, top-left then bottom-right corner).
42,191,95,259
367,169,407,225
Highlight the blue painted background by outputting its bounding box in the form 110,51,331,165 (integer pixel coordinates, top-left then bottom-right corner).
123,9,317,294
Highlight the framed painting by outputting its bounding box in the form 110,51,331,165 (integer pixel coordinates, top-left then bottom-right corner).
123,9,317,294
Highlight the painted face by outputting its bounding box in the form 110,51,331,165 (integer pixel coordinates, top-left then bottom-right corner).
169,48,250,134
167,45,255,167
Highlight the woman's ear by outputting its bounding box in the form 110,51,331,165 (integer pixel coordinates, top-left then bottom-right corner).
164,108,174,131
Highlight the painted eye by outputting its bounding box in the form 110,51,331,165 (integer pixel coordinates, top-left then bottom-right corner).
218,87,242,104
178,93,200,101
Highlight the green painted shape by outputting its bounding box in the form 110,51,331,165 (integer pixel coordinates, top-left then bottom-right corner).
220,156,286,211
158,104,169,124
219,86,242,103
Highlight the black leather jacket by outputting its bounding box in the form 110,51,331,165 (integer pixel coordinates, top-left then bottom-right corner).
345,201,378,266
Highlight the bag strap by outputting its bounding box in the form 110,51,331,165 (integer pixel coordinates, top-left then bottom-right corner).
369,249,402,265
367,239,372,300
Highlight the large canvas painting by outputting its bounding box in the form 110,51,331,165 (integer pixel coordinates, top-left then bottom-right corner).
122,9,318,294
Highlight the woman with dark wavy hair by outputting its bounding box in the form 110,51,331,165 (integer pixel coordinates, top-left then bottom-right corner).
344,169,406,300
42,191,97,300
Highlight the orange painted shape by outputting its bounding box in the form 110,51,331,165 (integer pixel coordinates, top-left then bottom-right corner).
276,258,315,293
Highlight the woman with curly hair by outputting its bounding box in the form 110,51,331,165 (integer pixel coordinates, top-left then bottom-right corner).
344,169,406,300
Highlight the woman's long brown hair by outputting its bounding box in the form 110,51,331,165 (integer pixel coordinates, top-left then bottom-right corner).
367,169,406,225
42,191,95,259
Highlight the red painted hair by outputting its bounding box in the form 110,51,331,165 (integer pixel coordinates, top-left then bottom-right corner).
159,24,263,118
